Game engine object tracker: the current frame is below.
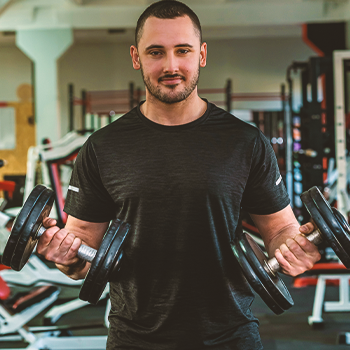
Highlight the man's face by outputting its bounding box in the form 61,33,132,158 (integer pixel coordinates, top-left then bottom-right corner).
130,15,207,104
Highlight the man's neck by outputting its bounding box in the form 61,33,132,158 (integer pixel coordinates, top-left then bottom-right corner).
140,90,207,126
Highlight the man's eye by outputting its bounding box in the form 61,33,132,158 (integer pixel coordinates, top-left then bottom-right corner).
178,49,189,54
150,51,161,56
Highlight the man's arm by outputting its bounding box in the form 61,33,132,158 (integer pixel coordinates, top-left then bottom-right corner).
36,216,109,280
250,205,321,276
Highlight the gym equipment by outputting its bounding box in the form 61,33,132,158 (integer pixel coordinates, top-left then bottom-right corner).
1,184,130,304
0,285,109,350
232,186,350,314
24,130,90,227
0,286,60,338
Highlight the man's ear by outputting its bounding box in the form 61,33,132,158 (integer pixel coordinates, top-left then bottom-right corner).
130,45,141,70
200,42,207,68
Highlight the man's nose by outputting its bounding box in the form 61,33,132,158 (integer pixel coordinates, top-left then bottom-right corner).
163,53,179,73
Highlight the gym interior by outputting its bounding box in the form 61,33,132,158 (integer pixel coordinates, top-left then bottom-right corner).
1,0,350,349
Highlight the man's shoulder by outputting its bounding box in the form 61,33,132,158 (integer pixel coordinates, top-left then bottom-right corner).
207,102,260,138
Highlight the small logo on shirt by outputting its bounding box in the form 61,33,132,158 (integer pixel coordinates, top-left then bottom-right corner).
276,175,282,186
68,185,79,193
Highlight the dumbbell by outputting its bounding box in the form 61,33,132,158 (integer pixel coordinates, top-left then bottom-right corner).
1,184,130,304
231,186,350,315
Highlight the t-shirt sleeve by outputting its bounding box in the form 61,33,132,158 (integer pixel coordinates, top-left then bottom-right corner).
241,129,290,215
64,138,116,222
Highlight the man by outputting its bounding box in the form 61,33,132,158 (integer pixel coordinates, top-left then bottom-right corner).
37,1,320,349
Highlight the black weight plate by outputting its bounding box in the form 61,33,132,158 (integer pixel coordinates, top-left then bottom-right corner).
231,238,286,315
333,208,350,238
79,219,130,303
309,186,350,256
79,219,121,302
301,189,350,268
2,185,47,266
239,232,294,311
83,221,130,304
11,188,55,271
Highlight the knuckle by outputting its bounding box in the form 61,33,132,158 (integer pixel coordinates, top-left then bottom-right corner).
306,261,314,270
65,233,75,244
279,243,288,253
55,229,68,241
42,227,56,238
44,252,54,261
281,249,293,260
297,238,307,247
72,237,82,250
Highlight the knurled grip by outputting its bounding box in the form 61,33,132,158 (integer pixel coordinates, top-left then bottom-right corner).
36,225,97,262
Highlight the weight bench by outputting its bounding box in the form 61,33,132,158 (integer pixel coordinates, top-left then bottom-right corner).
0,253,110,327
0,285,60,342
0,255,83,287
0,288,110,350
298,263,350,327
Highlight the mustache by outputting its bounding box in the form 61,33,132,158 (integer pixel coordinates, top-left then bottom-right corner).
158,74,185,82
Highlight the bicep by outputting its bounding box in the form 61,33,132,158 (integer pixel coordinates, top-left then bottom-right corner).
249,205,299,246
65,215,109,250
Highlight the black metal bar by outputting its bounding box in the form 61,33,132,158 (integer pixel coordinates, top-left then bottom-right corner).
68,84,74,132
81,89,86,131
129,82,134,109
136,87,141,104
226,79,232,112
344,59,350,115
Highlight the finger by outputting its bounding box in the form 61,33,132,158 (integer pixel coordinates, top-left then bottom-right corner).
276,243,307,276
279,242,300,266
42,217,57,228
274,247,292,273
37,226,60,249
294,235,321,264
58,234,82,259
55,233,81,265
285,237,313,270
299,222,315,234
44,231,78,263
49,228,71,251
294,234,316,253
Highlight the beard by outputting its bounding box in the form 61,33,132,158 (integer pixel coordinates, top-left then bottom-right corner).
140,64,200,104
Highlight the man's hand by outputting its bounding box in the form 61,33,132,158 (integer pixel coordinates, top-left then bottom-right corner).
36,217,87,279
251,207,321,277
274,221,320,276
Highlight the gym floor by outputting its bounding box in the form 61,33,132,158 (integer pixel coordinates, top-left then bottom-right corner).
1,272,350,349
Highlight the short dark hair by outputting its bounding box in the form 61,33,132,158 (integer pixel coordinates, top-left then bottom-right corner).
135,0,202,47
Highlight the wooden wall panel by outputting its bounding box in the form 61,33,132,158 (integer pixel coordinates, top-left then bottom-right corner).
0,102,35,181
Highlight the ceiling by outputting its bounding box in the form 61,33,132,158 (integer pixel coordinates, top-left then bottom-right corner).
0,0,349,45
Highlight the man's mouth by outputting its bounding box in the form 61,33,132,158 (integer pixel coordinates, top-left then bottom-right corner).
159,75,184,84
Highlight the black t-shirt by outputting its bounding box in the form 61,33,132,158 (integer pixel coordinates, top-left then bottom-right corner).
64,100,290,350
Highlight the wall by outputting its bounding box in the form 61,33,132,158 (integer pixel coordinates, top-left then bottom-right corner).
0,45,32,102
58,35,315,135
0,34,316,137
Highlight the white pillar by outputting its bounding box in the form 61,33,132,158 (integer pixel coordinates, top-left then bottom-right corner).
16,28,73,144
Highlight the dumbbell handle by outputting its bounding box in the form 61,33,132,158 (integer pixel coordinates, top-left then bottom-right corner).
264,228,323,276
37,225,97,263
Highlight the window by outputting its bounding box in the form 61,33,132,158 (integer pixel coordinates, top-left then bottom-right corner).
0,107,16,150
